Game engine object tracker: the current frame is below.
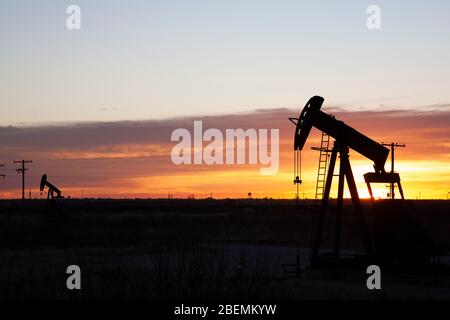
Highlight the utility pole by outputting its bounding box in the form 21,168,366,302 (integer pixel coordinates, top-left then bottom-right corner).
0,164,4,204
14,160,32,203
382,143,405,199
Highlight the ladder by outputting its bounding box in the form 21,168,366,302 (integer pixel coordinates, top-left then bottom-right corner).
309,131,331,259
314,132,331,202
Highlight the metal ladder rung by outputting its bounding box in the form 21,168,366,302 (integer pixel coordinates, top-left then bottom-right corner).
314,132,331,201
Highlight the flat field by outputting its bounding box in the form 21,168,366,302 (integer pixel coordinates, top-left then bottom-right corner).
0,199,448,299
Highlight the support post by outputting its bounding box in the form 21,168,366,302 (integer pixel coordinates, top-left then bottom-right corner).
341,150,373,257
391,143,395,199
334,155,345,257
397,181,405,200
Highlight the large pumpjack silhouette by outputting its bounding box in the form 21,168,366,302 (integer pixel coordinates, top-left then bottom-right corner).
290,96,438,273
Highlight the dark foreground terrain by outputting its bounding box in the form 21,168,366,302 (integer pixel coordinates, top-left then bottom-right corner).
0,199,449,299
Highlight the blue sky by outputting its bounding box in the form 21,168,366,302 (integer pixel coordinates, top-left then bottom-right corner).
1,0,450,125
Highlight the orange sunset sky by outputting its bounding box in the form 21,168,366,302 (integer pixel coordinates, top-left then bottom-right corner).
1,2,450,199
0,105,449,200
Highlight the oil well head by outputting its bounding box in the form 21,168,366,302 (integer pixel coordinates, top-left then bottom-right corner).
39,174,62,199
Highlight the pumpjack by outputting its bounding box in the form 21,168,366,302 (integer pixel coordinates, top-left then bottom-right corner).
40,174,63,207
290,96,437,272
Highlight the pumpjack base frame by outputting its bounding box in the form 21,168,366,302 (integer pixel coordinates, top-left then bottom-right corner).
311,141,373,265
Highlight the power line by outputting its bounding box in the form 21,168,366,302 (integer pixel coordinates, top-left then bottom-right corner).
14,160,32,203
382,142,406,200
30,155,158,162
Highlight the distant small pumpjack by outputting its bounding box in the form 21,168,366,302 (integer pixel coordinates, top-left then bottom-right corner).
40,174,63,202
